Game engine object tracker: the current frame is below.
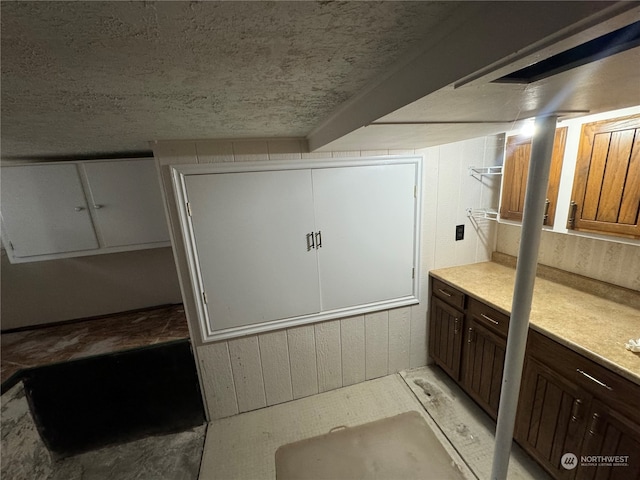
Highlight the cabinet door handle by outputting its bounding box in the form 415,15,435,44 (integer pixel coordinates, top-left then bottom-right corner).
454,318,460,335
467,327,474,344
315,230,322,248
588,413,601,436
568,201,578,228
571,399,583,422
437,288,452,297
481,313,499,325
74,206,85,212
306,232,315,251
543,199,550,225
576,369,613,391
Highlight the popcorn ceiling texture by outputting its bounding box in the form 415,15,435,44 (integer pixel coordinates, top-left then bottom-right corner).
0,1,457,159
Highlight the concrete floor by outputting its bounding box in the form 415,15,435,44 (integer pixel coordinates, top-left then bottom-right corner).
0,382,206,480
200,367,550,480
200,374,475,480
2,365,550,479
402,366,551,479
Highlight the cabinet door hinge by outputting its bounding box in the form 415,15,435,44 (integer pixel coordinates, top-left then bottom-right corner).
412,267,415,279
414,185,417,198
8,241,14,250
202,291,208,304
186,202,193,217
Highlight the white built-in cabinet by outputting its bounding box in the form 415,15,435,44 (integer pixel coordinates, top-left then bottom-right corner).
1,158,170,263
172,157,421,342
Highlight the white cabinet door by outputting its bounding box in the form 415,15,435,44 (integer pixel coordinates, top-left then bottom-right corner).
312,164,416,310
184,169,321,331
82,159,169,247
1,164,99,257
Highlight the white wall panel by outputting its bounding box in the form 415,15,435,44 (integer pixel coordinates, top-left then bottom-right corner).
233,140,269,162
195,141,234,163
258,331,293,406
315,320,342,393
228,336,267,413
267,139,304,161
365,311,389,380
197,342,238,420
340,315,366,387
287,325,319,399
388,307,411,373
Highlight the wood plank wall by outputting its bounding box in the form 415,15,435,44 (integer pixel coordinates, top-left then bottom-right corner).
153,136,501,420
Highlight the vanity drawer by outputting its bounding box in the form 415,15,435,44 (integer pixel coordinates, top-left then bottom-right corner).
467,297,509,337
431,277,465,310
528,330,640,423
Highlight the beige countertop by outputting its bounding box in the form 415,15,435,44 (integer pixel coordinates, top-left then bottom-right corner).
430,261,640,386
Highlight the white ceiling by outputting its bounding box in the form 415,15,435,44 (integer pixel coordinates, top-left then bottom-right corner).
1,1,639,160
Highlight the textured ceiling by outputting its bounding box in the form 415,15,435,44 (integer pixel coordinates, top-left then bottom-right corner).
1,1,460,159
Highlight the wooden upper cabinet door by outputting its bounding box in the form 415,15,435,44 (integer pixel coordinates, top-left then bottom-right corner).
500,127,567,226
569,114,640,239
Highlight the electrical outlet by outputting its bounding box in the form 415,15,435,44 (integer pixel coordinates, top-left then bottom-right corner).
455,224,464,241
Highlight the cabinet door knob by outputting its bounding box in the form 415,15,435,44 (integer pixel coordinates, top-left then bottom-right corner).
74,206,85,212
588,413,601,436
570,398,583,422
93,204,103,209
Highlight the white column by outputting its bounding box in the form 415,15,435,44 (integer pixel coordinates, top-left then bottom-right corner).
490,115,558,480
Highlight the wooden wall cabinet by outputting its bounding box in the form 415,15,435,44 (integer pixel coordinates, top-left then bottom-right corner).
568,114,640,239
1,159,170,263
500,127,567,226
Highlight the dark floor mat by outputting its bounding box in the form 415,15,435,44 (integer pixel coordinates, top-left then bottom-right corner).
22,339,205,458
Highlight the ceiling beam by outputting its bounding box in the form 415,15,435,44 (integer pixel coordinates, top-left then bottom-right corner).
307,1,636,151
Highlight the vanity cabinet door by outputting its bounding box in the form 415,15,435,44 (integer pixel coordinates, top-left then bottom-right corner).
462,319,506,419
515,356,590,479
428,296,464,381
576,399,640,480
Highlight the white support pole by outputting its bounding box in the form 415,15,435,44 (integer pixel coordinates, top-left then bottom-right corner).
490,114,558,480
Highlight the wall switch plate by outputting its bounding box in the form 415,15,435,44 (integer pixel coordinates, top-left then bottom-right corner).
455,224,464,241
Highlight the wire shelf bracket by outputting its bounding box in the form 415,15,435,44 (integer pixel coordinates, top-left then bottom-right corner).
469,165,503,180
467,207,499,221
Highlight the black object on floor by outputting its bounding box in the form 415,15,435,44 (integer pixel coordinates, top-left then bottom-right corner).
22,339,205,458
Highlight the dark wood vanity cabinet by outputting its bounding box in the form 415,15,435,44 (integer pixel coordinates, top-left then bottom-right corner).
517,330,640,480
428,274,640,480
462,298,509,419
429,278,465,381
516,356,591,479
429,277,509,419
